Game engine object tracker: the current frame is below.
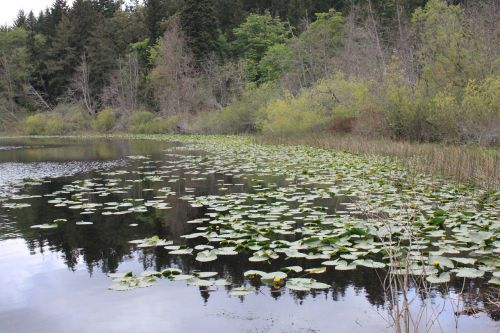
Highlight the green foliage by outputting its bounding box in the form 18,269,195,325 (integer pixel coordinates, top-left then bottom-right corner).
23,114,44,135
93,108,116,132
258,87,332,136
0,28,31,104
259,98,327,136
2,0,498,147
181,0,220,61
287,8,344,86
128,111,176,134
412,0,471,95
257,74,375,136
306,9,344,45
378,61,430,141
258,44,293,84
460,76,500,144
193,83,281,134
44,118,66,135
22,106,88,135
233,13,289,82
23,114,48,135
55,104,89,132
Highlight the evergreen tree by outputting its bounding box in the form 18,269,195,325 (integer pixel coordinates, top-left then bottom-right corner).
214,0,245,37
181,0,220,62
144,0,169,44
87,20,117,98
47,0,69,37
92,0,122,18
14,10,27,29
26,11,45,93
44,16,76,99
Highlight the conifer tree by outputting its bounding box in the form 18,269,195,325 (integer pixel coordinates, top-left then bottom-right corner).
181,0,220,63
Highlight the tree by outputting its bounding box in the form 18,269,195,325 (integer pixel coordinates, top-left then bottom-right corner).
0,28,31,123
71,53,95,115
181,0,220,63
102,52,140,118
233,12,288,82
47,0,69,37
144,0,169,44
214,0,245,36
150,18,199,116
412,0,469,95
92,0,122,18
258,44,293,84
14,10,27,29
26,11,50,103
44,16,77,100
286,9,344,88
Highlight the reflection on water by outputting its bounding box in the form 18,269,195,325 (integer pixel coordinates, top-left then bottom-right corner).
0,137,497,333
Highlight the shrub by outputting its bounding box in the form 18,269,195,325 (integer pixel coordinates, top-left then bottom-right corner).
44,118,66,135
460,76,500,144
258,96,329,135
128,111,155,133
93,108,116,132
23,114,47,135
128,111,176,134
58,104,89,132
193,83,281,134
428,90,461,142
257,74,374,136
23,112,73,135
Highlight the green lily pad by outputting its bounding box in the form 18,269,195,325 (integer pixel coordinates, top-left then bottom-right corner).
196,250,218,262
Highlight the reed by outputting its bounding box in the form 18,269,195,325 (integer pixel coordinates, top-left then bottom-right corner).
259,133,499,190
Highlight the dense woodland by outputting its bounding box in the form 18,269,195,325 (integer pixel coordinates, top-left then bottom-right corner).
0,0,498,144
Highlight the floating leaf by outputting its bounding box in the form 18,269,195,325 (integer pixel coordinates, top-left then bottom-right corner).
169,248,193,255
229,286,255,296
353,259,385,269
244,270,267,277
429,256,454,269
196,250,218,262
196,272,218,278
261,271,287,281
305,267,326,274
281,266,303,273
454,268,485,278
426,272,451,284
188,278,214,287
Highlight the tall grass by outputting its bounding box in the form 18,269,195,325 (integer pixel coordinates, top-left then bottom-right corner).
259,133,499,190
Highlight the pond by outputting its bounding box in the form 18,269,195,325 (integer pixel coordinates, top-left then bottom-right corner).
0,136,498,333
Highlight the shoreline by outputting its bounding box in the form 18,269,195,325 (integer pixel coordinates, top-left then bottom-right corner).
1,133,498,190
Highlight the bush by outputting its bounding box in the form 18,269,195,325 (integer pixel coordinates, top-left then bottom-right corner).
257,74,374,136
128,111,155,131
22,104,90,135
128,111,176,134
428,90,461,142
44,118,66,135
23,114,48,135
193,83,281,134
93,108,116,132
56,104,89,132
258,95,329,135
460,76,500,144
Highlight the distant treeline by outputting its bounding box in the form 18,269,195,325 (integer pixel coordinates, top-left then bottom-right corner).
0,0,498,145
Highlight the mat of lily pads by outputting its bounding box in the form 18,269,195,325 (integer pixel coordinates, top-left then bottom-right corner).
2,135,498,294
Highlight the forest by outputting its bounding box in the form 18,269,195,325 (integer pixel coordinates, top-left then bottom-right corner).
0,0,498,145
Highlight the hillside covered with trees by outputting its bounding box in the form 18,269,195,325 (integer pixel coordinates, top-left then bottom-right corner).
0,0,498,145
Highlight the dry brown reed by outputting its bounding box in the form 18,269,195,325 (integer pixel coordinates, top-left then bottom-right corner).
259,133,499,190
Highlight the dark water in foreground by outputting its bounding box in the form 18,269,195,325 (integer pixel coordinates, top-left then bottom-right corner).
0,137,497,333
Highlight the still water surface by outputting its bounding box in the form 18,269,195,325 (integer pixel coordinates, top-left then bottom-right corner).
0,137,497,333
